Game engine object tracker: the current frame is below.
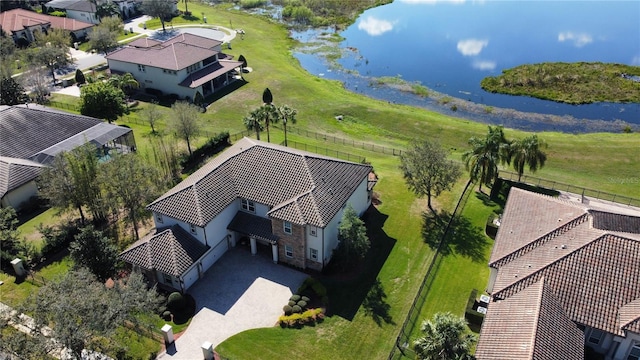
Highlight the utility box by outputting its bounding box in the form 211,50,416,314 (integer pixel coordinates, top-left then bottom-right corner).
10,259,26,277
161,324,174,344
202,341,214,360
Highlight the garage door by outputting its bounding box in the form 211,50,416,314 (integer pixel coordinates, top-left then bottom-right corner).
201,236,229,272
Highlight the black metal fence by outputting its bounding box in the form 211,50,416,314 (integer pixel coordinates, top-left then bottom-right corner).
500,170,640,207
275,126,404,156
388,180,475,359
281,140,367,163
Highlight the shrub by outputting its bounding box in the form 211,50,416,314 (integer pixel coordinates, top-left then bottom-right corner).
278,308,325,328
288,300,296,307
301,296,310,302
240,0,266,9
283,305,293,315
290,294,301,302
145,88,163,97
180,131,230,171
292,305,302,313
297,300,307,309
75,69,86,85
162,311,172,321
167,292,186,311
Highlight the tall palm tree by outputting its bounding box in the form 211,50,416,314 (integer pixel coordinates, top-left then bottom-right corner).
258,104,278,143
462,126,510,192
277,104,297,146
414,312,476,360
509,134,547,182
243,108,263,140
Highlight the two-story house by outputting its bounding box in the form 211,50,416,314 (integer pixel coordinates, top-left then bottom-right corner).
105,33,243,101
475,188,640,360
0,8,94,46
119,138,377,292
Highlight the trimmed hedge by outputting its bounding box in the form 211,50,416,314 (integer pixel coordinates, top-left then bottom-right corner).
278,308,325,328
167,292,186,311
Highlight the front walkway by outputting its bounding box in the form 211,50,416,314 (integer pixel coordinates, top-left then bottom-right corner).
156,248,307,359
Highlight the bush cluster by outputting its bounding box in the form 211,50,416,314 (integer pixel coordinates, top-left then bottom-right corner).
167,292,186,312
278,308,325,328
283,294,311,315
180,132,230,171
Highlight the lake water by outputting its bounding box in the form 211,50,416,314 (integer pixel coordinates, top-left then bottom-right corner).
292,0,640,132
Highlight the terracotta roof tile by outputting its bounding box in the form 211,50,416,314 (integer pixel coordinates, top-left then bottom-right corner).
476,278,584,360
227,211,278,243
620,298,640,333
119,225,208,277
147,138,371,227
0,9,92,33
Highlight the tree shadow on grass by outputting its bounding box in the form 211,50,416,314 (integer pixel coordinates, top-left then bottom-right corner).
321,205,396,321
421,210,488,263
362,278,395,327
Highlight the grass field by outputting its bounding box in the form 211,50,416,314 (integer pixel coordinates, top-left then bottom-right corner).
14,2,639,359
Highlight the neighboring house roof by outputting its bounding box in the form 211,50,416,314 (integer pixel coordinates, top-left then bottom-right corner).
179,60,243,88
0,105,133,200
148,138,372,228
477,188,640,359
0,157,46,199
119,225,209,277
0,9,93,33
106,33,224,71
475,278,584,360
45,0,96,13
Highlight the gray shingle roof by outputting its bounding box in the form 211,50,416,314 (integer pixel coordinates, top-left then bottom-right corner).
476,278,584,360
147,138,372,227
119,225,208,277
0,105,102,159
0,157,46,199
227,211,278,243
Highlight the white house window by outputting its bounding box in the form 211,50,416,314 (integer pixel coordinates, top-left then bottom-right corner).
137,64,146,72
187,63,201,74
309,226,317,237
310,248,318,261
588,328,604,345
156,213,163,224
162,69,177,75
628,345,640,360
190,224,197,235
285,245,293,258
241,199,255,212
283,221,292,234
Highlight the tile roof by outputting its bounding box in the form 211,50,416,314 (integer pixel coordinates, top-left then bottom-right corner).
0,157,46,199
178,60,243,88
0,9,93,33
147,138,372,227
119,225,208,277
475,278,584,360
106,33,223,71
489,187,588,265
45,0,96,12
480,188,640,358
227,211,278,243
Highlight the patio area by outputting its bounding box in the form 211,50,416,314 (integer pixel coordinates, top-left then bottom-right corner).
157,247,307,359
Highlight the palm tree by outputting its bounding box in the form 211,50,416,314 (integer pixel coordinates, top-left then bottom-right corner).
414,312,476,360
243,108,263,140
462,126,510,193
257,104,278,143
277,104,297,146
508,134,547,182
108,73,139,94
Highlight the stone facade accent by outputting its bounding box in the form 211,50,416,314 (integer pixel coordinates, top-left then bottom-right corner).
272,219,306,269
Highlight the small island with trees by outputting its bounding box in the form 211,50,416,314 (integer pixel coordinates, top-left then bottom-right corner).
481,62,640,104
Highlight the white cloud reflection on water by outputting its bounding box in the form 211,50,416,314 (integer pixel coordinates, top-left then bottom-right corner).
457,39,489,56
357,16,395,36
558,31,593,47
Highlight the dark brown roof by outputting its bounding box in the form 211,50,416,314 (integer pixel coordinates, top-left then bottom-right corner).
0,9,93,33
591,210,640,234
476,278,584,360
119,225,208,277
178,60,242,88
227,211,278,243
147,138,372,227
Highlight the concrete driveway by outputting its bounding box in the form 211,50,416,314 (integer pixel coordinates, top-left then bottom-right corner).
157,248,307,359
